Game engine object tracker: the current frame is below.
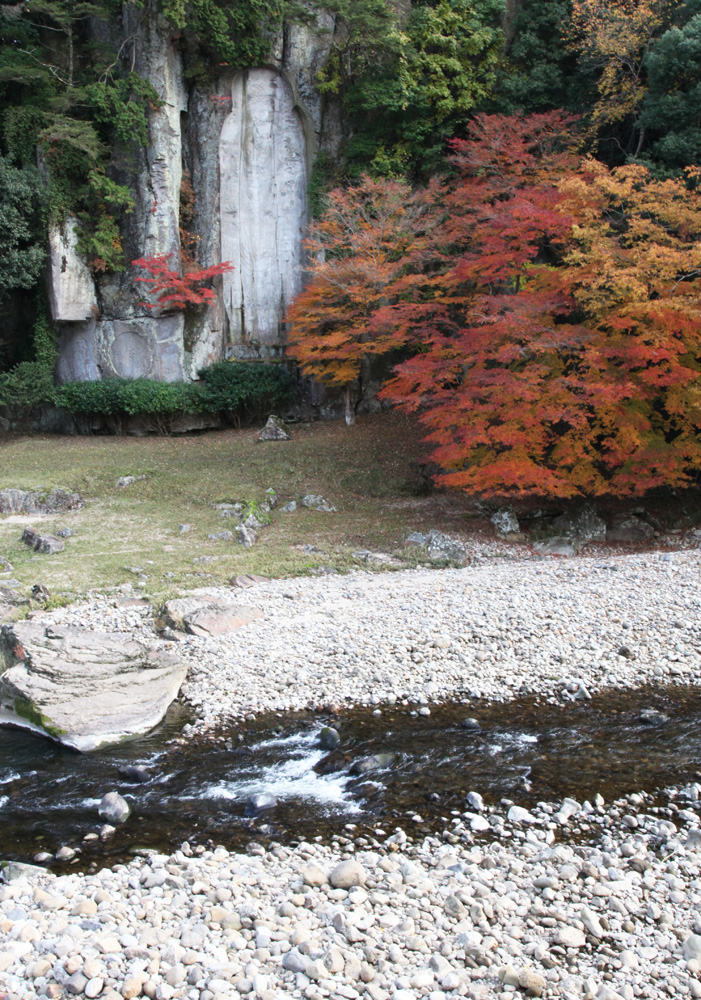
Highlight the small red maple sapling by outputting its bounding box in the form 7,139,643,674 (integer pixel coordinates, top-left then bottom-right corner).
132,254,233,311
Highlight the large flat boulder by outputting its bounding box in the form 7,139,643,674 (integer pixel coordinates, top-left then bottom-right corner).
161,596,263,635
0,622,187,751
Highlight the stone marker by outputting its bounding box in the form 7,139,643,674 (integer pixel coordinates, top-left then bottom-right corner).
258,415,290,441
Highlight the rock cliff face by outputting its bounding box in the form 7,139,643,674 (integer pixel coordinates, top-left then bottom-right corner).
220,69,308,348
53,13,337,383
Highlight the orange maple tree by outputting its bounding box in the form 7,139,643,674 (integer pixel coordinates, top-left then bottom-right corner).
380,116,701,497
285,175,432,425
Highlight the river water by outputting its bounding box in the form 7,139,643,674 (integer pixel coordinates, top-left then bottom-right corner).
0,686,699,869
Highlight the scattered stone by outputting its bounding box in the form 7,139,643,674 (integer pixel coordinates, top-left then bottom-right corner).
461,717,481,731
31,583,50,604
118,765,151,784
329,860,366,889
116,475,147,488
162,597,263,635
533,537,576,557
265,487,278,508
684,935,701,961
637,707,669,725
207,531,234,541
231,574,269,589
0,586,28,606
423,530,469,564
303,864,328,887
350,753,396,775
301,494,337,513
98,791,131,824
183,604,263,637
281,501,297,513
551,505,606,545
405,532,427,547
518,968,546,996
22,527,65,554
258,415,290,441
607,515,655,542
491,509,520,536
319,725,341,749
507,805,538,824
235,524,258,547
553,926,586,948
244,792,277,816
56,528,73,538
55,845,76,861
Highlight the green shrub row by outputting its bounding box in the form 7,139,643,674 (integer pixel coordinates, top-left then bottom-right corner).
21,361,295,433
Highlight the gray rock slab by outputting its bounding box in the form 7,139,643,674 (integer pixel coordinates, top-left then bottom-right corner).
183,604,264,637
22,528,65,554
220,69,308,345
0,488,85,515
47,217,97,323
0,621,187,751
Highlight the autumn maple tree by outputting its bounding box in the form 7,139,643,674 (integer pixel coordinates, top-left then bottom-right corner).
287,111,701,498
132,254,233,311
567,0,668,155
379,114,701,497
285,175,431,424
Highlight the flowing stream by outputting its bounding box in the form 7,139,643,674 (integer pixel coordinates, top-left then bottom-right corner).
1,686,700,869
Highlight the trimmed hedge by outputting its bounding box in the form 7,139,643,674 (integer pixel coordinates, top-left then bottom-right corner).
196,360,293,420
53,362,294,433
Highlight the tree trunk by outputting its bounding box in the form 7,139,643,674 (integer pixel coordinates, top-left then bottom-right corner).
344,384,355,426
503,0,520,51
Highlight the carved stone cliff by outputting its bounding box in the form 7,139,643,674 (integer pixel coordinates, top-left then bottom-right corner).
53,11,338,384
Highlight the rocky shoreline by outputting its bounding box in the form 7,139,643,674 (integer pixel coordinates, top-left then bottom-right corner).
2,778,701,1000
2,549,701,1000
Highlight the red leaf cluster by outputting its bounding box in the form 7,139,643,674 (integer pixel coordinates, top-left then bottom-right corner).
132,254,233,311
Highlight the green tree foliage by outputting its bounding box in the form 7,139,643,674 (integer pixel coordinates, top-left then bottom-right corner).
497,0,580,113
160,0,312,71
0,310,57,410
639,13,701,170
0,157,47,296
0,0,157,278
341,0,505,177
498,0,701,171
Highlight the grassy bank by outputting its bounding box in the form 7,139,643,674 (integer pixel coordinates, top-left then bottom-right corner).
0,413,478,605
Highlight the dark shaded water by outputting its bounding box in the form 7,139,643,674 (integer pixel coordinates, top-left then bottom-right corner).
1,686,700,869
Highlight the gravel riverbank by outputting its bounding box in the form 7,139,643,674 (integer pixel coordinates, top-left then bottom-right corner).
44,548,701,732
3,549,701,1000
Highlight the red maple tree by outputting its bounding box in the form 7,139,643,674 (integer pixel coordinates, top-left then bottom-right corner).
132,254,233,311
